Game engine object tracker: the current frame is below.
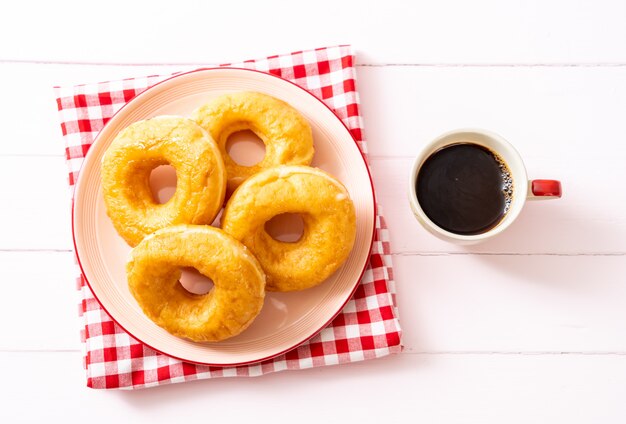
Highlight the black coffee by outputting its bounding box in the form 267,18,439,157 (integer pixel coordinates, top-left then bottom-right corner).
416,143,513,235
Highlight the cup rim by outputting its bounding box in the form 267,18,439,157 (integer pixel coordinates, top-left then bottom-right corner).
408,127,528,242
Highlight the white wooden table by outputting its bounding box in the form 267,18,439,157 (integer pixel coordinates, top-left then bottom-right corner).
2,1,625,422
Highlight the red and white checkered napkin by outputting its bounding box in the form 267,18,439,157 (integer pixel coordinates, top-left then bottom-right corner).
54,45,402,389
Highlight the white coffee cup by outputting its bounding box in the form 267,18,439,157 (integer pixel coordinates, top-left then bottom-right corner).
408,128,561,244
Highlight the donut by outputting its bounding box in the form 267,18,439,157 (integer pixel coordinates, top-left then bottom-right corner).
221,166,357,292
192,92,314,193
101,116,226,247
127,225,266,342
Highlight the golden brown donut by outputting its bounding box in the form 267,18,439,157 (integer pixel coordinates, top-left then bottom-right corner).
192,92,314,193
221,166,357,292
101,116,226,247
127,225,266,342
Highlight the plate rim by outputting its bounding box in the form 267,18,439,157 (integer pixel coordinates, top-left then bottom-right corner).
71,66,378,366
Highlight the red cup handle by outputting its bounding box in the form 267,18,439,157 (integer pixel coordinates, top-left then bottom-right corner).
531,179,562,198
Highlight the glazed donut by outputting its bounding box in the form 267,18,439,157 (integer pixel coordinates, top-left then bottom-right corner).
127,225,266,342
192,92,314,193
221,166,357,292
101,116,226,247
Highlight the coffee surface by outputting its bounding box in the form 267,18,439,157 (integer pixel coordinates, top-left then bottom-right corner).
416,143,511,235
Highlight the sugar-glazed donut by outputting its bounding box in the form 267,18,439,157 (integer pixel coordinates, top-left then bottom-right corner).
192,92,314,193
127,225,266,342
221,166,356,292
101,116,226,247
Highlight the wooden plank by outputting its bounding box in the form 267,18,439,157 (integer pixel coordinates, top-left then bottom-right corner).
0,63,191,156
0,252,79,350
2,253,625,354
393,255,626,353
2,351,625,423
369,157,626,254
0,155,72,250
1,1,625,64
357,66,626,158
0,148,623,256
5,63,626,165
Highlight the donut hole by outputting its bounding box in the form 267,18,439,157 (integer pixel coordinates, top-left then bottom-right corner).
179,267,214,295
226,130,266,166
264,213,305,243
149,164,177,204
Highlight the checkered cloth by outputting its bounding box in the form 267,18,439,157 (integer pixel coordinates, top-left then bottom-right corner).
54,45,402,389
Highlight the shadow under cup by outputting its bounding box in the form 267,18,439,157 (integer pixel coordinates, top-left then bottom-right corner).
409,129,530,244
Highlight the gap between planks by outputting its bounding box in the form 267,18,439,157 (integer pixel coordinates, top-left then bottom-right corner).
0,153,65,158
2,349,626,356
391,252,626,257
0,248,72,253
1,249,624,257
2,59,626,68
405,350,626,356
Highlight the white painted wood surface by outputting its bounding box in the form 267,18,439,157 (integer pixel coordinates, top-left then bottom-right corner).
1,1,625,422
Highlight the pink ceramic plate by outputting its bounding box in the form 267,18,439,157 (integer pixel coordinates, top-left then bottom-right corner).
73,68,376,366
